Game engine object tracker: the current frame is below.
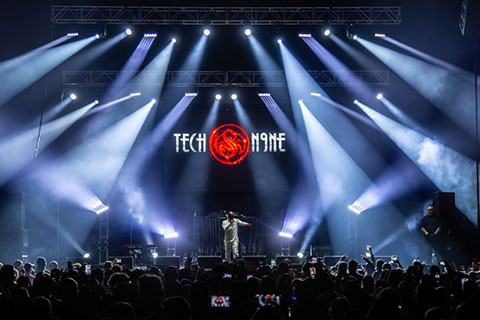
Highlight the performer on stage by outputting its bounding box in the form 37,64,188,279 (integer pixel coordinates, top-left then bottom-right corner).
222,211,251,262
420,205,441,263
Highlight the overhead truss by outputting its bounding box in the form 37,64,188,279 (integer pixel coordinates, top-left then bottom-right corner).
51,6,401,25
63,70,390,88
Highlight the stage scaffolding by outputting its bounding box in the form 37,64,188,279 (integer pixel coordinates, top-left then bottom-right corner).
193,213,264,256
62,70,390,88
51,6,401,26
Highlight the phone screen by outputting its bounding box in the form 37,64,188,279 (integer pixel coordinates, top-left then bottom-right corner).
211,295,230,307
257,294,281,306
85,264,91,275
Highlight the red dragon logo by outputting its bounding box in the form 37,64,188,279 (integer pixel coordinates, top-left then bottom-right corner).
209,124,250,165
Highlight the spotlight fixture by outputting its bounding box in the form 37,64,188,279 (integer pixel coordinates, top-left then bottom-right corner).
95,34,100,39
310,92,322,97
70,93,77,100
258,93,271,97
323,28,331,37
374,33,386,38
171,37,177,43
144,33,157,38
185,93,198,97
203,28,211,36
93,202,109,215
277,38,282,44
83,253,91,259
67,32,79,37
353,99,359,105
348,203,363,215
151,98,157,104
94,100,99,105
297,252,304,258
152,252,158,259
129,92,141,97
125,28,133,36
279,232,293,239
352,34,358,40
164,232,179,239
215,94,222,100
231,94,238,100
244,28,252,36
376,93,383,100
298,33,312,38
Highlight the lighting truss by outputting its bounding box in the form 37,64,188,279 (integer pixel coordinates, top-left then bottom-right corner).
51,6,401,25
63,70,390,88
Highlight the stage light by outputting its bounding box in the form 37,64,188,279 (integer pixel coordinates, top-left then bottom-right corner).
96,205,109,215
95,34,100,39
152,252,158,259
185,93,198,97
374,33,386,38
277,38,282,44
70,93,77,100
94,100,99,105
297,252,304,258
352,34,358,40
354,99,359,105
279,232,293,239
151,98,157,103
258,93,271,97
144,33,157,38
298,33,311,38
92,200,109,215
83,253,91,259
129,92,141,97
67,32,79,37
348,204,362,215
231,93,238,100
323,28,331,37
244,28,252,36
310,92,322,97
125,28,133,36
215,94,222,100
203,28,211,36
165,232,178,239
171,37,177,43
376,93,383,100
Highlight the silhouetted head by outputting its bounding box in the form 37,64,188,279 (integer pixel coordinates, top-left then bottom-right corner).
427,205,435,216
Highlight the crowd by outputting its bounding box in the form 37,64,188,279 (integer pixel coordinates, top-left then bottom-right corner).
0,255,479,320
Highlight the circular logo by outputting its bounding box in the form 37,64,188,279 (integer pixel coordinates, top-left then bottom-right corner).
209,124,250,165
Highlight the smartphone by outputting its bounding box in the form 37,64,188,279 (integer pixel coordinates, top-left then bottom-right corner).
223,273,232,278
211,295,230,308
310,266,316,279
311,257,317,264
257,294,281,306
247,274,253,280
85,264,91,275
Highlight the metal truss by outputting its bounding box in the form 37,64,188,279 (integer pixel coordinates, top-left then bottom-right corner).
51,6,401,25
63,70,389,88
